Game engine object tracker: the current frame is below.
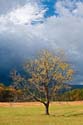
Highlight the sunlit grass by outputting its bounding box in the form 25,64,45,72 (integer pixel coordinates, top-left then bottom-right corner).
0,102,83,125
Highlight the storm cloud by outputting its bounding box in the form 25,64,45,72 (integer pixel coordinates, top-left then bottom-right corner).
0,0,83,84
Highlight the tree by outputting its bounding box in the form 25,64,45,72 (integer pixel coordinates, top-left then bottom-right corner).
11,50,74,115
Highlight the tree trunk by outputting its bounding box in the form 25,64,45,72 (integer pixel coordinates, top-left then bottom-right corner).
44,102,49,115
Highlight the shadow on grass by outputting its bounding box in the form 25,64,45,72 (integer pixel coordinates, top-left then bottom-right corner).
65,112,83,117
50,112,83,117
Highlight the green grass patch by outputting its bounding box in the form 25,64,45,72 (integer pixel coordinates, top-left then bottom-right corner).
0,103,83,125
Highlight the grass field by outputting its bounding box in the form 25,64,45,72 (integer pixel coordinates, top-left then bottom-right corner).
0,102,83,125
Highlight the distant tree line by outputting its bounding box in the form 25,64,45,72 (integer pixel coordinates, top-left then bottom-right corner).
0,83,33,102
58,89,83,101
0,83,83,102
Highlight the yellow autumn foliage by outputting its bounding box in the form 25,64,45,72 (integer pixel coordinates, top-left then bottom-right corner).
25,50,74,85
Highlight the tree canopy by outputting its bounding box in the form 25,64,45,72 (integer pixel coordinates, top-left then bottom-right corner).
11,50,74,115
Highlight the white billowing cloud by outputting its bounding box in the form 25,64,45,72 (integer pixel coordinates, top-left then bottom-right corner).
73,2,83,16
56,0,83,17
55,1,72,16
0,2,46,25
0,0,83,58
55,0,83,17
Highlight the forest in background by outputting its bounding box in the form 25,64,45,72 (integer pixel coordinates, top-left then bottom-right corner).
0,83,83,102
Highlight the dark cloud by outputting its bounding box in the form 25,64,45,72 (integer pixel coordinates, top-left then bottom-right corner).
0,0,83,85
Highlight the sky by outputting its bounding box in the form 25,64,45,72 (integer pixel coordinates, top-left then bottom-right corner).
0,0,83,85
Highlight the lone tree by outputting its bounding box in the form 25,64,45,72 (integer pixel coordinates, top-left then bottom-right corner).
11,50,74,115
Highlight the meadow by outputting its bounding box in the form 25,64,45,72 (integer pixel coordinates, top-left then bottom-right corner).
0,102,83,125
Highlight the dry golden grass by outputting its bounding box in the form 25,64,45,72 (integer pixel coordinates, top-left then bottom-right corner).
0,101,83,125
0,101,83,107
